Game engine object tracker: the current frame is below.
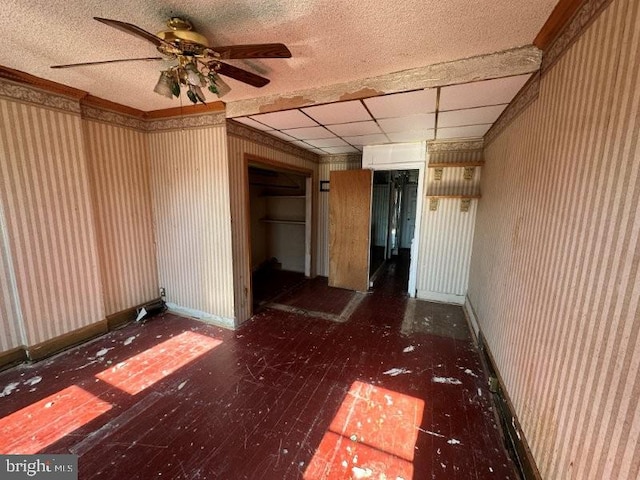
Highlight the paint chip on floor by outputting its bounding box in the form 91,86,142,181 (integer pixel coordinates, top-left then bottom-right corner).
447,439,461,445
351,466,373,478
24,376,42,386
403,345,415,353
96,347,114,357
1,382,19,397
123,336,137,346
383,368,412,376
432,376,462,385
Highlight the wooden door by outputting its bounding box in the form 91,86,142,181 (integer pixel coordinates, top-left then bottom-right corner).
328,169,373,291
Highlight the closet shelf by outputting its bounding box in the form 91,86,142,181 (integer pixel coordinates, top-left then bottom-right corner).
260,218,306,225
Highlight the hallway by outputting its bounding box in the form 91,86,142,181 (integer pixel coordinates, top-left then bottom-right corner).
0,260,518,479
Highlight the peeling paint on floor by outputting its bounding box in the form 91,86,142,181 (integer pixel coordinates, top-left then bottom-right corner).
383,368,412,376
432,376,462,385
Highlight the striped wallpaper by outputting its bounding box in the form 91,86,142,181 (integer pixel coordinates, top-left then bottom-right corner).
317,157,362,277
425,164,482,196
83,120,158,315
417,196,478,303
148,125,235,326
0,98,104,346
0,200,23,351
227,127,319,324
468,0,640,478
416,147,482,303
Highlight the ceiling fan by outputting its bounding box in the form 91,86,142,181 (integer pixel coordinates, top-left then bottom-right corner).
51,17,292,103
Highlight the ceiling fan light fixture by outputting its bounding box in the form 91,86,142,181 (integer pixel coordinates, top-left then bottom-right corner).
184,62,204,86
187,84,206,104
208,72,231,98
153,71,174,99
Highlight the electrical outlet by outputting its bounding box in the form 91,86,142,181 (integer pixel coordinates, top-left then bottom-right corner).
159,287,166,297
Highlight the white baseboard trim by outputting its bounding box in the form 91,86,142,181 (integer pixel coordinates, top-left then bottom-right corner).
167,303,235,330
416,290,465,305
463,296,481,339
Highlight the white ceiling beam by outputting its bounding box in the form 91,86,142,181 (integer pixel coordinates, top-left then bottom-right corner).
226,45,542,118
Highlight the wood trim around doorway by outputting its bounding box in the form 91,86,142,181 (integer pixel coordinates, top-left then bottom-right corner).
242,154,316,319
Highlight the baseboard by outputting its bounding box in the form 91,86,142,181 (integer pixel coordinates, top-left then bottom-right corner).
26,319,108,362
0,300,201,369
416,290,465,305
106,298,161,330
167,303,235,330
465,297,542,480
463,296,481,341
0,346,28,371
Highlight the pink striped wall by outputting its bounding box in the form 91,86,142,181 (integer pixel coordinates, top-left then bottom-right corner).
83,120,158,315
0,98,104,346
468,0,640,477
149,124,235,326
0,200,23,351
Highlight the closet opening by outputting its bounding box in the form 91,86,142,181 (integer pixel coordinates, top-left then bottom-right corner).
247,161,312,312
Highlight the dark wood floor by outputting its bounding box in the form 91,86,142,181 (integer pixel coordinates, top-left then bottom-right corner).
0,258,518,479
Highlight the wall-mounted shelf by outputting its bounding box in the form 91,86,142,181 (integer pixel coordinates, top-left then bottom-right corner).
260,218,305,225
425,194,481,199
428,161,485,168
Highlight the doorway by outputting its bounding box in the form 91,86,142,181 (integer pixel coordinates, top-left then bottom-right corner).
369,170,419,292
247,163,312,311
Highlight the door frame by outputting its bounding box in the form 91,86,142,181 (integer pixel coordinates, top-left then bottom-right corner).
366,163,425,297
243,154,315,317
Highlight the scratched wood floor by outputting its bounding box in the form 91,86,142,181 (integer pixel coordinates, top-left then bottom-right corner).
0,258,519,479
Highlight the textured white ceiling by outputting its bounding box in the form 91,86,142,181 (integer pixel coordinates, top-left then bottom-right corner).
1,0,556,111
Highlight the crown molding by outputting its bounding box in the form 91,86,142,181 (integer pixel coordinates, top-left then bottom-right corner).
427,139,484,152
0,77,81,114
540,0,613,73
146,112,226,132
318,154,363,165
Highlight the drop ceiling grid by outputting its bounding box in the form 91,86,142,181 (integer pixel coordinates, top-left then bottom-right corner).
236,73,531,153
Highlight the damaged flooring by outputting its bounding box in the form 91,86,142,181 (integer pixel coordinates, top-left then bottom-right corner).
0,259,518,479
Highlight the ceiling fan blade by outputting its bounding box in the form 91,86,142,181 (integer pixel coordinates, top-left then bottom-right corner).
212,43,292,60
93,17,173,49
51,57,163,69
215,62,270,87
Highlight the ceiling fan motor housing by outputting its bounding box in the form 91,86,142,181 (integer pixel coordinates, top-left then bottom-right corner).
157,17,210,51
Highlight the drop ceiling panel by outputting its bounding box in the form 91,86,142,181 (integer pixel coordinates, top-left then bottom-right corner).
234,117,274,131
387,130,435,143
342,134,390,146
436,124,492,139
281,126,335,140
249,110,318,130
268,130,297,142
378,114,435,133
291,140,314,149
439,74,531,111
321,146,360,154
438,104,507,127
305,137,350,148
328,121,382,136
364,89,437,118
302,101,372,125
